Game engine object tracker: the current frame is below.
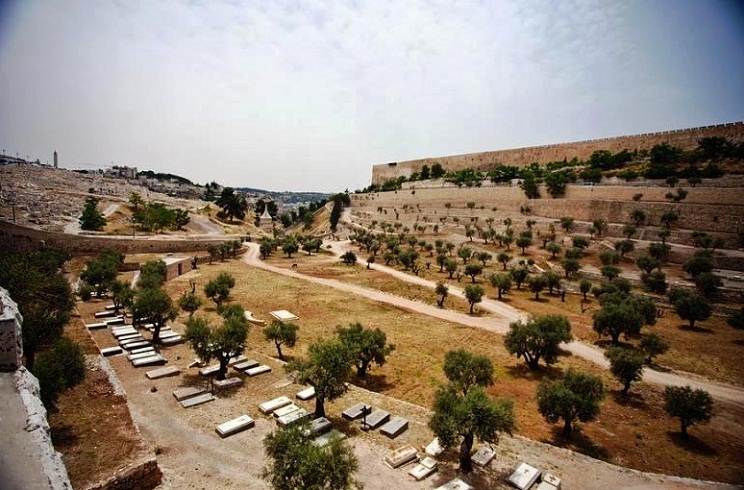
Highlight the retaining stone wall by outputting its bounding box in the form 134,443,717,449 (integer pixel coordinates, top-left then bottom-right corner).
371,122,744,184
85,458,161,490
0,287,23,371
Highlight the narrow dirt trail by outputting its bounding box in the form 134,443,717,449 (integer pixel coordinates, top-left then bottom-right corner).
244,243,744,407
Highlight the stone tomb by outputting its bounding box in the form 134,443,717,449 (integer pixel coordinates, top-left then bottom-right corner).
86,322,108,330
361,410,390,430
408,456,438,481
122,341,151,351
130,346,155,355
259,396,292,415
296,386,315,400
228,355,247,366
276,408,309,426
472,446,496,467
131,354,166,367
160,335,183,345
342,402,372,420
380,416,408,438
272,403,301,418
173,386,207,402
383,444,418,469
436,479,474,490
199,364,221,377
146,366,181,379
180,392,216,408
104,317,125,326
214,377,243,389
507,463,541,490
535,473,561,490
245,365,271,376
308,417,332,436
269,310,299,322
100,346,122,356
232,359,260,372
112,328,137,338
128,351,159,361
215,415,255,438
94,310,116,318
118,333,143,342
424,438,443,457
313,429,346,447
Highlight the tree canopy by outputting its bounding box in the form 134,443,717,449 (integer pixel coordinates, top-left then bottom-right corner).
663,385,713,438
537,369,605,437
336,322,395,379
263,320,299,361
443,349,494,395
504,315,573,370
185,314,249,380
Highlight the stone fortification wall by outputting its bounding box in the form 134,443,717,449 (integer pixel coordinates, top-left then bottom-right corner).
371,122,744,185
0,287,23,371
0,220,236,255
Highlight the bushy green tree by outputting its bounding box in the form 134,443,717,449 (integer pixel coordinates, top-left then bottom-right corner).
263,320,299,361
435,281,449,307
605,347,644,396
132,287,177,343
79,196,106,230
670,290,711,329
178,291,202,317
464,284,484,314
336,322,395,379
663,386,713,438
34,338,86,411
138,260,167,290
505,315,572,370
537,369,605,437
443,349,494,394
593,293,656,345
639,333,670,364
215,187,248,222
204,272,235,308
185,314,249,380
490,273,512,300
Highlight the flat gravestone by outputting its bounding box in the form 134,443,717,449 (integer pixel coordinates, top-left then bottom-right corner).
272,404,301,418
216,415,255,438
309,417,332,436
313,429,346,447
146,366,181,379
228,355,247,366
180,392,216,408
214,377,243,389
342,402,372,420
361,410,390,430
542,473,561,488
276,408,308,426
245,365,271,376
122,341,151,351
436,479,474,490
118,333,143,341
259,396,292,415
130,346,155,355
269,310,299,322
173,386,206,401
158,330,178,339
380,416,408,438
232,360,259,372
100,346,122,356
425,438,443,457
104,304,116,311
86,322,108,330
384,444,418,469
199,364,221,377
160,335,183,345
112,328,137,338
408,457,438,481
296,386,315,400
535,482,558,490
472,446,496,467
129,351,159,361
131,354,166,367
105,317,125,325
95,311,116,318
507,463,541,490
119,336,146,345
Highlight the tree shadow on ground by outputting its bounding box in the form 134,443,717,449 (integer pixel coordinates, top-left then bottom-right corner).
51,424,79,448
594,339,634,349
546,426,609,461
666,431,719,456
506,363,564,382
529,297,549,303
355,373,394,392
611,390,648,409
677,324,714,334
733,339,744,347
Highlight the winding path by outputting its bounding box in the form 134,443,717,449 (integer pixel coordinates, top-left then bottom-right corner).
244,242,744,407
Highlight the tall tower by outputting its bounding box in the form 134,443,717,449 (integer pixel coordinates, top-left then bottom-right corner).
53,151,58,168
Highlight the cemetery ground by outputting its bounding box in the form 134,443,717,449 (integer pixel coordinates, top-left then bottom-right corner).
53,254,744,488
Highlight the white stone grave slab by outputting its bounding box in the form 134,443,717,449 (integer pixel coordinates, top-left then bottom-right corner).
258,396,292,414
384,444,418,469
95,311,116,318
180,392,216,408
131,354,166,367
273,403,301,418
100,346,122,356
408,457,438,481
309,417,332,436
122,341,151,351
129,351,160,361
536,482,558,490
342,402,372,420
130,346,155,355
158,330,177,339
146,366,181,379
507,463,541,490
105,317,125,325
232,360,259,372
541,473,561,488
160,335,183,345
296,386,315,400
362,410,390,430
269,310,299,321
245,365,271,376
380,416,408,438
216,415,255,438
112,328,137,338
313,429,346,447
173,386,206,401
214,377,243,389
472,446,496,467
199,364,221,377
425,438,443,457
117,333,143,342
436,478,474,490
104,304,116,311
86,322,108,330
228,355,247,366
276,408,309,426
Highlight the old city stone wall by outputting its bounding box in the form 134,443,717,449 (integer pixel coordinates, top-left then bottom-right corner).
371,122,744,185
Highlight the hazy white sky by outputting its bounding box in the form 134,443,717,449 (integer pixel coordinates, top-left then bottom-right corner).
1,0,742,192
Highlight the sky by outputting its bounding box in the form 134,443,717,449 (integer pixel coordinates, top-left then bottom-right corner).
0,0,742,193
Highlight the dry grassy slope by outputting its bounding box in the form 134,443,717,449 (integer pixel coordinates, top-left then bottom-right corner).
349,183,744,245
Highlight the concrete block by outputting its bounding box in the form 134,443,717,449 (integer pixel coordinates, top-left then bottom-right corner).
408,457,438,480
216,415,255,438
180,392,216,408
245,365,271,376
436,478,474,490
424,437,443,457
86,322,108,330
213,377,243,389
361,410,390,430
296,386,315,400
129,346,155,355
199,364,221,377
258,396,292,415
173,386,206,401
472,446,496,467
272,403,301,418
100,346,122,356
131,354,166,367
160,335,183,345
122,341,151,351
276,408,309,426
380,416,408,438
233,359,260,372
228,355,247,366
342,402,371,420
384,444,418,469
146,366,181,379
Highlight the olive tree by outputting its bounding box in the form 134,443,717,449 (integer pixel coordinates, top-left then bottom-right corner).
537,369,605,437
504,315,572,370
663,386,713,438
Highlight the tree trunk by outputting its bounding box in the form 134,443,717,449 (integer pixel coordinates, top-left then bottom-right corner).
358,362,368,379
218,358,228,381
689,319,696,329
563,418,573,438
497,290,502,300
153,323,162,344
528,356,540,370
276,342,284,361
622,382,630,396
469,303,474,314
459,432,474,473
314,396,326,418
680,421,688,438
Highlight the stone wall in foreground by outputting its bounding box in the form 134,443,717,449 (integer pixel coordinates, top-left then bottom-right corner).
371,122,744,185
